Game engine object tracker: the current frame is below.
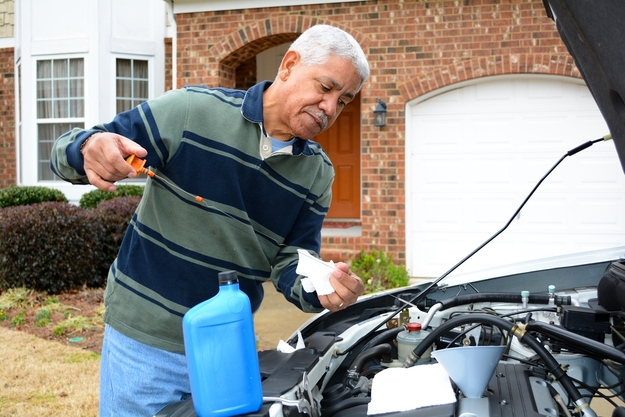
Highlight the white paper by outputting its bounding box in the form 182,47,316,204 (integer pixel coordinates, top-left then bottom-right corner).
367,364,456,415
276,340,295,353
276,331,306,353
295,330,305,350
296,249,336,295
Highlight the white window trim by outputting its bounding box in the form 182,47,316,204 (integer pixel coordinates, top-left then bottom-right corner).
35,55,86,182
110,54,155,116
21,53,88,188
109,54,156,186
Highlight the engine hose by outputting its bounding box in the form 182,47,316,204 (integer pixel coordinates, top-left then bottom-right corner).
322,397,371,417
345,344,392,389
436,292,571,310
516,328,595,416
402,313,592,415
402,314,511,365
526,321,625,364
360,326,406,353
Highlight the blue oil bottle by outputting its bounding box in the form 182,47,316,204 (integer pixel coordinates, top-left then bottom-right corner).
183,270,263,417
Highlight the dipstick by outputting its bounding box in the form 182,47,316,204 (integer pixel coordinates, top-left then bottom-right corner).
124,154,283,247
126,154,203,200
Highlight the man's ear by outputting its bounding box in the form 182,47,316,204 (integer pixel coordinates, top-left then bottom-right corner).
278,50,300,81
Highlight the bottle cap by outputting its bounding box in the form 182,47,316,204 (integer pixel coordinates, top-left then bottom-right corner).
218,270,238,285
407,323,422,332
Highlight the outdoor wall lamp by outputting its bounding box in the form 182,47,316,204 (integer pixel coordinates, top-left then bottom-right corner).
373,99,387,127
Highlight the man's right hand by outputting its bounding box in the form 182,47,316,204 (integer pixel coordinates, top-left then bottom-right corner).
81,132,148,192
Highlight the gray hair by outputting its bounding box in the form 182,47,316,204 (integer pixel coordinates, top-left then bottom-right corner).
288,25,370,88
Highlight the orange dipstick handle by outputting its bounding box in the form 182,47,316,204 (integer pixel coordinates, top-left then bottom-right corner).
126,154,155,178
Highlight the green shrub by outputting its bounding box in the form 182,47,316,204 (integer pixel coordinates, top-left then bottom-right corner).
0,193,140,293
0,202,105,294
89,196,141,287
350,249,409,294
79,184,144,209
0,186,67,208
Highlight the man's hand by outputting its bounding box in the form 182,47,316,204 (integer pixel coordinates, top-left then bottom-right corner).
81,132,148,191
319,262,365,312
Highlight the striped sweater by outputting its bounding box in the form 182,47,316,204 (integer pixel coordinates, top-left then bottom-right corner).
50,81,333,353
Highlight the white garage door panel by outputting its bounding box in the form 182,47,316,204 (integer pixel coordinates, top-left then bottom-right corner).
421,198,463,225
577,157,625,188
577,199,623,228
406,75,625,278
420,158,463,187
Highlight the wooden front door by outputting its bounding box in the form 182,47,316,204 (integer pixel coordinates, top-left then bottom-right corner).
314,95,361,219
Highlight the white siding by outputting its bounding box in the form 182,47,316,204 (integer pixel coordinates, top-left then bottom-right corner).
16,0,166,203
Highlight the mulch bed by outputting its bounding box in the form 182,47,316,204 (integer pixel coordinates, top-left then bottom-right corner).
0,288,105,354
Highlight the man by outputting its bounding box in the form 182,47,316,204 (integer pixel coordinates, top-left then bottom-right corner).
51,24,369,416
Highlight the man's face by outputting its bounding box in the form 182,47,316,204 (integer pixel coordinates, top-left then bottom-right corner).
278,52,362,139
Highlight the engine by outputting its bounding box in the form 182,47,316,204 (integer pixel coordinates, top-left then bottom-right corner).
283,286,623,417
157,260,625,417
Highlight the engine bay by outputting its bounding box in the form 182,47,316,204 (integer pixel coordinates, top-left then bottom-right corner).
158,254,625,417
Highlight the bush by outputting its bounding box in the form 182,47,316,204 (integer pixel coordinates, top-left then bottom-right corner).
350,249,409,294
0,202,105,294
79,184,144,209
0,185,67,208
89,196,141,287
0,192,141,293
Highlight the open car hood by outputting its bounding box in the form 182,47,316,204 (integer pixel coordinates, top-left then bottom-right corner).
544,0,625,174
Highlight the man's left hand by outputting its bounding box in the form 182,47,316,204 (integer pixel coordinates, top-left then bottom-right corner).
320,262,364,311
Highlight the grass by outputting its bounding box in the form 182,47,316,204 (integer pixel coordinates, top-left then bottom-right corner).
53,314,95,336
0,287,36,310
0,287,99,336
0,287,104,415
0,327,99,417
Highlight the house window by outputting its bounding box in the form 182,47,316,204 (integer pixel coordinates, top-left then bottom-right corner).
116,59,148,113
36,58,85,181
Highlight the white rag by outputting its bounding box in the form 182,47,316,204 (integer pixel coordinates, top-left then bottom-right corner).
295,249,336,295
367,364,456,415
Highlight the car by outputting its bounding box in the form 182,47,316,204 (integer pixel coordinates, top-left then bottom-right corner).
157,2,625,416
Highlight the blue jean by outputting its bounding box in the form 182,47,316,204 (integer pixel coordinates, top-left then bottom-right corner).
99,324,191,417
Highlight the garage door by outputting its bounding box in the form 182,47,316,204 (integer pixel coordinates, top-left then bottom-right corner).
406,75,625,278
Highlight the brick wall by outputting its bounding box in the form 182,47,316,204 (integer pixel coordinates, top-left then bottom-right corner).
165,38,173,92
0,47,15,189
174,0,578,267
